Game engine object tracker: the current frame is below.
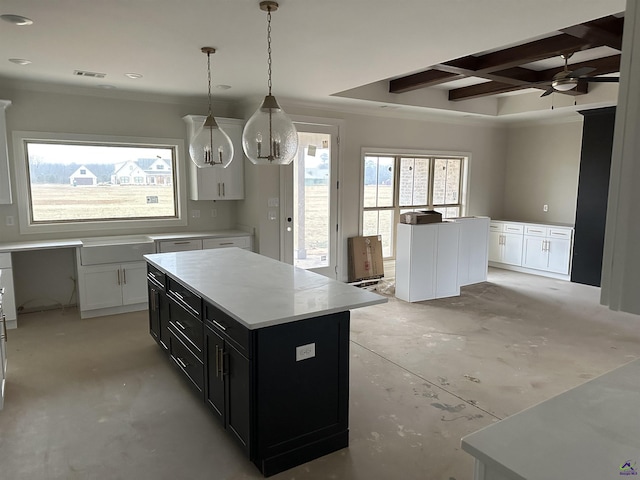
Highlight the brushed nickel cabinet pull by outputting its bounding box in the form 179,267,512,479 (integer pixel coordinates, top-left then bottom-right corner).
175,320,187,331
1,314,7,341
177,357,188,369
117,269,121,285
212,320,227,331
222,183,225,197
122,268,127,284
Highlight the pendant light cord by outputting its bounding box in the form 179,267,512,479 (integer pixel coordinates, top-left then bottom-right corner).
267,6,272,96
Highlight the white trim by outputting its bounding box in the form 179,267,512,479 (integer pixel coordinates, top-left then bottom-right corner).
488,262,571,281
12,131,187,235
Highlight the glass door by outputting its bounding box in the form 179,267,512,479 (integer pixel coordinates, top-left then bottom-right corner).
281,123,339,278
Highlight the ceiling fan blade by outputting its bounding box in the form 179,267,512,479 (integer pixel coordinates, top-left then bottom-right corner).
540,87,555,97
568,66,596,78
582,77,620,83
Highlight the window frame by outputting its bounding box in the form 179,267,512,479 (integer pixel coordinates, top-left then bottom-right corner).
13,131,188,235
360,148,470,259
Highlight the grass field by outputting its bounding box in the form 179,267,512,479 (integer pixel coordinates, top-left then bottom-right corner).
30,184,176,222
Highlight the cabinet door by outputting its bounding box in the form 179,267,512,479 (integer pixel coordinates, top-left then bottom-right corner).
522,236,548,270
218,121,244,200
205,326,225,423
226,342,250,451
547,238,572,274
0,267,16,321
435,223,460,298
502,233,524,266
121,262,148,305
148,285,161,342
488,231,503,263
1,307,6,410
80,264,122,310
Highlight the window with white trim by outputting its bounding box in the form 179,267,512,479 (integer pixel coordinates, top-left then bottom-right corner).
362,153,467,258
13,131,187,234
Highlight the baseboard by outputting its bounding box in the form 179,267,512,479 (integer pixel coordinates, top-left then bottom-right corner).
489,262,570,281
79,303,147,319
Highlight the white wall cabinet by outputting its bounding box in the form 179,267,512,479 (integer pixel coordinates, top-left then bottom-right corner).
490,221,574,279
79,262,147,311
396,222,461,302
0,253,16,328
183,116,244,200
0,100,11,205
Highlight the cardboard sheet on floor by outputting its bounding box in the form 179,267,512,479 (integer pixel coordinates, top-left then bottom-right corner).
348,235,384,283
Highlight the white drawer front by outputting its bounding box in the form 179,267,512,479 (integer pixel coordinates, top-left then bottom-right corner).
489,222,503,232
202,236,250,250
525,225,547,237
158,239,203,253
548,227,573,239
503,223,524,234
0,252,11,269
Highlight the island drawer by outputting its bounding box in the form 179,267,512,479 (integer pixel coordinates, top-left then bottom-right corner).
167,278,202,319
204,302,249,356
147,265,166,290
170,333,204,394
168,309,204,361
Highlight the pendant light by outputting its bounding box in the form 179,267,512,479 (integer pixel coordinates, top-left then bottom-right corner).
242,1,298,165
189,47,234,168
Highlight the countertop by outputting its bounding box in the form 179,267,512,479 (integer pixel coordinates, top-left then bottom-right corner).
461,358,640,480
0,230,250,253
491,219,575,228
145,248,387,330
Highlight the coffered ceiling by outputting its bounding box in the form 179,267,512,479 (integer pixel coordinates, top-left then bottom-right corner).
389,14,623,101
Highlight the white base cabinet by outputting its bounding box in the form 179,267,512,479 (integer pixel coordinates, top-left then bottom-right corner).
0,253,16,328
455,217,490,286
396,222,460,302
489,221,574,279
79,262,147,311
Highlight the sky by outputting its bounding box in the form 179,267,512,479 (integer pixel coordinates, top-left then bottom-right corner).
26,142,173,165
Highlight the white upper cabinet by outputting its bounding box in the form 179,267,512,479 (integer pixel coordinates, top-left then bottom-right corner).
183,116,244,201
0,100,12,204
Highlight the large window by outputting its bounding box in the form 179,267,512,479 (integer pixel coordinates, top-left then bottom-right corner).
362,153,467,258
14,132,187,234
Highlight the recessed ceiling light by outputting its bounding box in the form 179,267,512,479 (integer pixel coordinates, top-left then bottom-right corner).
1,14,34,26
9,58,31,65
124,73,143,79
215,84,232,90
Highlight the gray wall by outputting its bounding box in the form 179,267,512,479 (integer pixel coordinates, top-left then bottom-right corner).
503,117,583,224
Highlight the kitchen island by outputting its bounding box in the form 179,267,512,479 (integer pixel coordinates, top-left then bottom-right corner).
144,248,386,476
461,358,640,480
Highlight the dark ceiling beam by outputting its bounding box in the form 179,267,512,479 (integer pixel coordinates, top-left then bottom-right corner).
389,70,462,94
561,16,624,50
448,82,534,101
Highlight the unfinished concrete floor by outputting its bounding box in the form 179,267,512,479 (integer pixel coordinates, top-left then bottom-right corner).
1,268,638,479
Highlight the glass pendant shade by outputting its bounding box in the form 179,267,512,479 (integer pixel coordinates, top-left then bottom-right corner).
242,95,298,165
190,115,234,168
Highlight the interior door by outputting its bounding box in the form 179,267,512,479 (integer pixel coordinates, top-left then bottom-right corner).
281,123,339,278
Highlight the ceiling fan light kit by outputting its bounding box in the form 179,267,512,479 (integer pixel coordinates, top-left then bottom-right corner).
242,1,298,166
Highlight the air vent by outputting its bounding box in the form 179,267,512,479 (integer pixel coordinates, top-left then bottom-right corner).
74,70,106,79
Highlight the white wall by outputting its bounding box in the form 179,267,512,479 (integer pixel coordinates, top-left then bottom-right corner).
0,87,240,309
237,105,509,279
504,117,583,224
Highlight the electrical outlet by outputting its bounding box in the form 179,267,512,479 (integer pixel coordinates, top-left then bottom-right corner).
268,210,277,221
5,215,14,226
296,343,316,362
191,209,200,218
543,204,549,212
211,209,217,218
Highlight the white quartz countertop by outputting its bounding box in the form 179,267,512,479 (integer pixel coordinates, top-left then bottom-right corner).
0,230,250,252
144,248,387,330
461,358,640,480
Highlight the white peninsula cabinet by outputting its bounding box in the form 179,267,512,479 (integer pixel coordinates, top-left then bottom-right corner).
183,116,244,200
489,221,574,279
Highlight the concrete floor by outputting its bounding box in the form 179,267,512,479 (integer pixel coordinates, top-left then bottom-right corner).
1,268,639,479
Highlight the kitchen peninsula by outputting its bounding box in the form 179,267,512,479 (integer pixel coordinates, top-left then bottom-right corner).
144,247,387,476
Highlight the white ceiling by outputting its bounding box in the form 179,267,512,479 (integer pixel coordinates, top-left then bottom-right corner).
0,0,626,119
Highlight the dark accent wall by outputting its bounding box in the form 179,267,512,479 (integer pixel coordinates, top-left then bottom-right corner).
571,107,616,287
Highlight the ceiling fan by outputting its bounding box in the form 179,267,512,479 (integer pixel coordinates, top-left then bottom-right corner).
540,52,620,97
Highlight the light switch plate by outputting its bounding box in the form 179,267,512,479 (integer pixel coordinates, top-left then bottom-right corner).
296,343,316,362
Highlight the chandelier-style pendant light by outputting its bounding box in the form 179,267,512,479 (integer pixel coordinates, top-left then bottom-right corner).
190,47,234,168
242,1,298,165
